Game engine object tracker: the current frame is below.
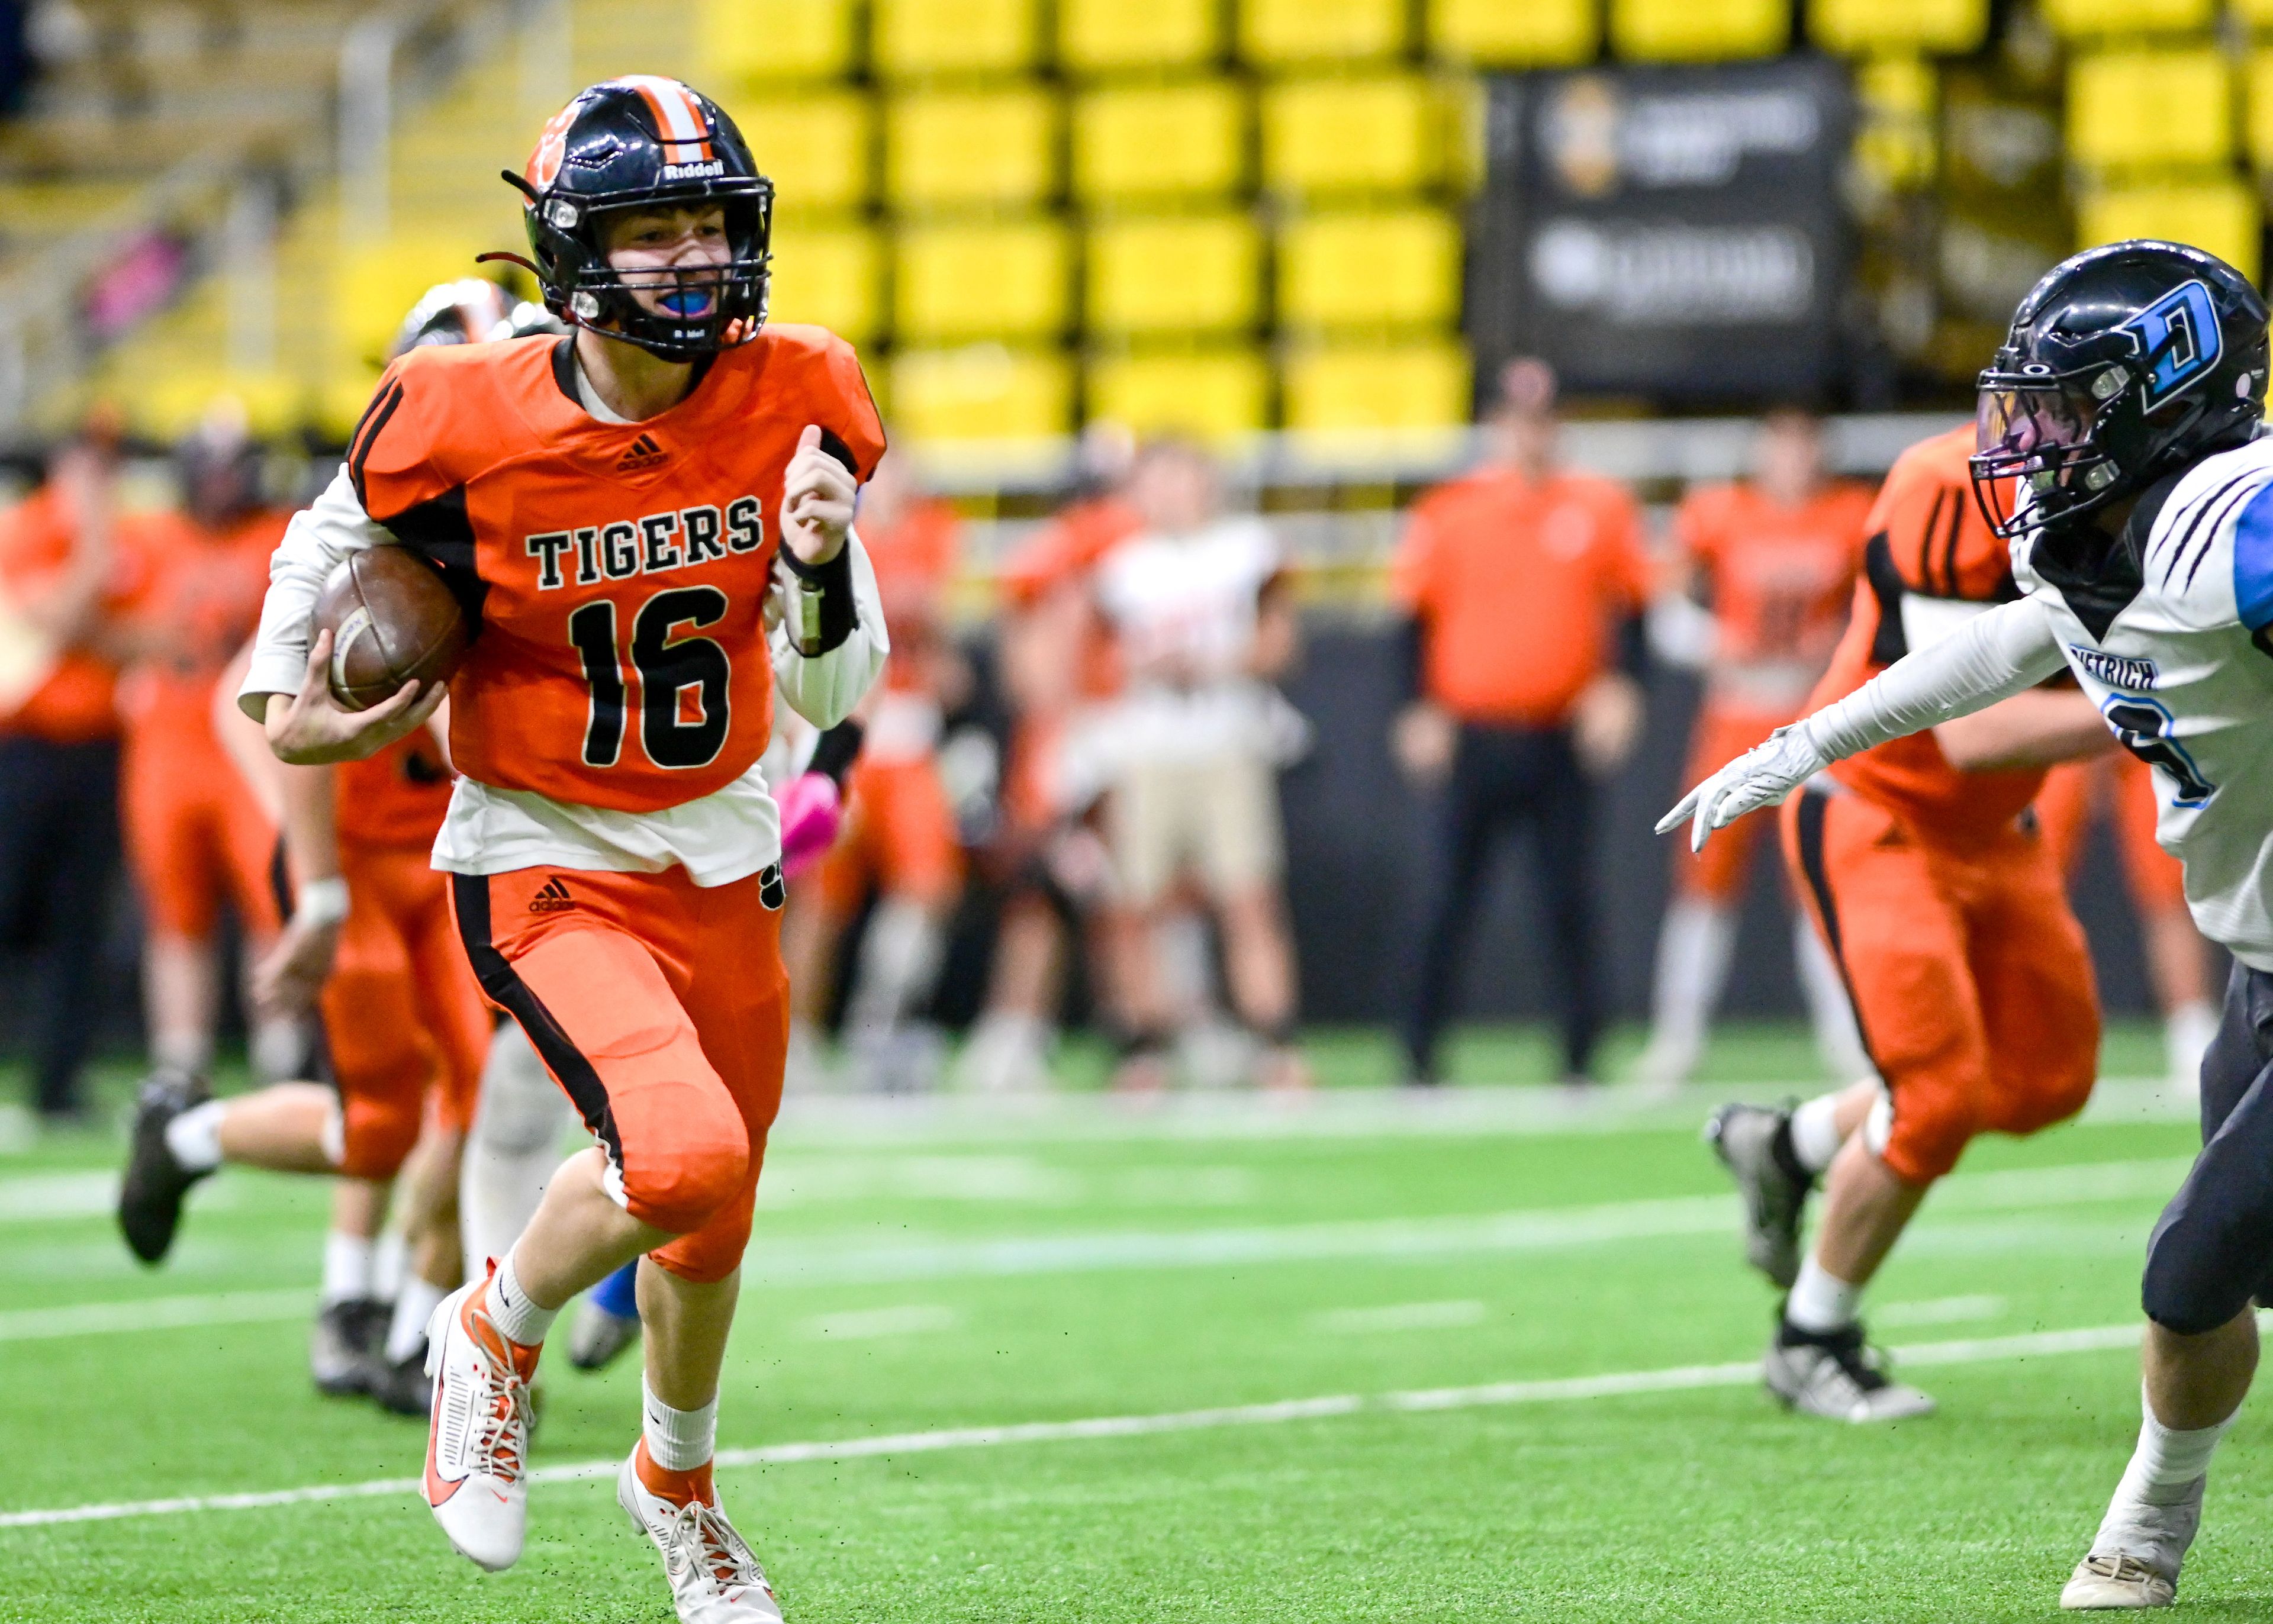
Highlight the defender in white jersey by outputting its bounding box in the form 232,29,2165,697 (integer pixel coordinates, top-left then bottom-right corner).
1663,240,2273,1612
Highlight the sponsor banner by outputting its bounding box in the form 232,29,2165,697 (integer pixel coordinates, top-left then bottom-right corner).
1470,57,1853,403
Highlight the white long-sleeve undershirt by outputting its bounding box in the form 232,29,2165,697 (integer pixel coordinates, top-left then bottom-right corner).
1800,592,2069,763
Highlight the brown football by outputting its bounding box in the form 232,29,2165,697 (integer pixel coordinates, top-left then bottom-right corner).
312,546,471,712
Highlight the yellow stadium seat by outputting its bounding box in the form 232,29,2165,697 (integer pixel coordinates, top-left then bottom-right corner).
767,224,884,343
1279,208,1462,331
2078,181,2261,282
1086,212,1263,336
1240,0,1406,64
1808,0,1985,53
896,219,1072,344
1072,80,1247,202
698,0,859,80
1853,56,1939,192
1426,0,1596,66
2250,50,2273,169
729,92,870,214
1261,75,1437,196
2067,49,2233,175
873,0,1040,77
1058,0,1221,73
886,86,1058,210
1282,341,1472,432
1612,0,1788,61
335,235,491,365
134,370,302,443
2042,0,2214,38
1087,350,1269,439
891,346,1074,440
2239,0,2273,31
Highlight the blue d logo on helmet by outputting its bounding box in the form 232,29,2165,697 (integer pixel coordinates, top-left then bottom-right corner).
2121,279,2223,407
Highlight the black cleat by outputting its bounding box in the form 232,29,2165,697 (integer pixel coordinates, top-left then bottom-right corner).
117,1068,215,1264
368,1338,433,1416
310,1297,390,1397
1705,1100,1814,1288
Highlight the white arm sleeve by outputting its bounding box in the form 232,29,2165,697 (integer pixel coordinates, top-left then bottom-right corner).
237,463,388,718
770,527,889,730
1802,593,2066,762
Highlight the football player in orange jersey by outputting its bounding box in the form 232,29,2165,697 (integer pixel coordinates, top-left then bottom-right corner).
955,424,1139,1093
781,447,967,1092
1635,410,1876,1089
119,283,565,1414
2037,752,2220,1088
229,79,885,1616
113,407,298,1082
1699,426,2116,1420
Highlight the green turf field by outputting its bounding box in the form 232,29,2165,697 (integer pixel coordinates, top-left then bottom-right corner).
0,1024,2253,1622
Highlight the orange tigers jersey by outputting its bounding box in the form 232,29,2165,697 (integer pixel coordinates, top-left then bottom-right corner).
1811,426,2044,849
1674,480,1872,669
347,326,884,814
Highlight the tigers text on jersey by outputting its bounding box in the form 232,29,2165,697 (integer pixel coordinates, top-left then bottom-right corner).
2018,434,2273,968
242,326,890,886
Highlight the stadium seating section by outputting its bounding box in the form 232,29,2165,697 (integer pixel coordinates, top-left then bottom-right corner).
2,0,2266,445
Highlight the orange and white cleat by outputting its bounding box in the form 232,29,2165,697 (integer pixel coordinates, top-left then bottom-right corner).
617,1448,784,1622
421,1274,537,1572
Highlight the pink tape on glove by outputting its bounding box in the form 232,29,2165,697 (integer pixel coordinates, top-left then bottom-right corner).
778,771,843,879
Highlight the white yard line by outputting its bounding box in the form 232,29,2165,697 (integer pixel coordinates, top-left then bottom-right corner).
0,1320,2148,1531
0,1156,2191,1342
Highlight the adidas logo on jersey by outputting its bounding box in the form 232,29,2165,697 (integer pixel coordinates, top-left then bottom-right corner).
527,876,577,913
614,433,669,473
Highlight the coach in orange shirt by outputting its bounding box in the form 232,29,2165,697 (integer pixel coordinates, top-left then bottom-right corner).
1392,360,1650,1086
0,426,135,1120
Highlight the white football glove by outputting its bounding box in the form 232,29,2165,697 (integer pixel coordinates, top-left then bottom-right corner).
1655,723,1828,853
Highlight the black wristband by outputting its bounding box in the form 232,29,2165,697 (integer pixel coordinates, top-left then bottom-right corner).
778,540,857,655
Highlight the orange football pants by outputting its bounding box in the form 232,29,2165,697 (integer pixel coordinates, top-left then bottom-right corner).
1674,704,1789,903
452,863,788,1284
819,755,964,914
321,842,491,1180
2036,752,2185,908
121,724,282,938
1782,786,2100,1185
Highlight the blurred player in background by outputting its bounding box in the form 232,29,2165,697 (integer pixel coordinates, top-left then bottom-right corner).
1087,436,1308,1092
0,413,133,1122
1392,359,1648,1088
2037,753,2218,1088
114,405,297,1081
1702,424,2111,1420
119,282,552,1413
781,447,965,1093
1635,410,1874,1090
954,423,1136,1093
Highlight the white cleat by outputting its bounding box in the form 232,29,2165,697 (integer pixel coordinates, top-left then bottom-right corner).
1763,1320,1936,1423
618,1449,785,1622
422,1277,535,1573
2062,1476,2203,1610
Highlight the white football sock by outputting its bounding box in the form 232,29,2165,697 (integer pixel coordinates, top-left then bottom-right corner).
846,897,944,1032
1788,1093,1846,1177
459,1022,571,1270
372,1231,408,1303
1785,1254,1863,1333
1793,918,1873,1084
320,1231,376,1305
642,1378,719,1472
2102,1388,2233,1531
485,1251,558,1348
162,1100,227,1173
248,1014,309,1084
2165,1001,2217,1091
385,1275,447,1363
152,1031,213,1077
1643,898,1737,1069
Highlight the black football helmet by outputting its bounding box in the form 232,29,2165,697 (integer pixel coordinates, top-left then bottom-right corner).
387,277,562,360
1971,240,2269,538
488,76,772,361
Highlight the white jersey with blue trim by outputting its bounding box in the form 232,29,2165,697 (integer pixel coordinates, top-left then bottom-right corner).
2016,433,2273,968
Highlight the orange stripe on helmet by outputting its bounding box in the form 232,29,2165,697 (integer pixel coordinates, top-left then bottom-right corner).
619,75,715,165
